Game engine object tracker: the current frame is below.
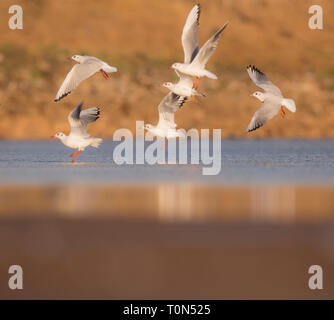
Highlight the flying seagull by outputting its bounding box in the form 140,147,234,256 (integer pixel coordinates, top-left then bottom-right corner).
52,101,103,162
169,4,229,88
162,70,205,104
246,65,296,133
162,5,205,102
54,55,117,102
144,92,187,139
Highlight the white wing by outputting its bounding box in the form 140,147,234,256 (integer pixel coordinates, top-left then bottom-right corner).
182,4,200,63
246,99,281,132
191,21,229,69
175,69,193,88
157,93,187,130
68,102,100,137
247,65,282,96
55,59,102,102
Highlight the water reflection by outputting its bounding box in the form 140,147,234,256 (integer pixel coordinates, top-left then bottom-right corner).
251,186,296,222
0,184,334,222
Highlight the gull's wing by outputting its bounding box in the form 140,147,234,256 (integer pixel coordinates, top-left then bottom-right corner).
175,69,193,88
55,59,102,102
247,65,282,96
191,21,229,69
182,4,200,63
158,92,187,130
246,99,280,132
68,101,100,137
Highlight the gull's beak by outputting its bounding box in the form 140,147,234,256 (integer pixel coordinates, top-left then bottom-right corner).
168,65,173,70
250,93,254,97
51,135,55,139
68,57,72,61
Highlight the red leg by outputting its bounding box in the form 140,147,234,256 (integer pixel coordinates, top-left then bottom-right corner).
101,70,109,79
280,106,286,118
161,140,169,150
70,151,79,157
192,77,202,89
192,77,199,89
71,151,82,163
194,77,202,89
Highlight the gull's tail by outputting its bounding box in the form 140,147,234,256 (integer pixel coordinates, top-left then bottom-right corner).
102,63,118,73
195,90,206,97
203,69,218,80
282,99,296,113
91,138,103,148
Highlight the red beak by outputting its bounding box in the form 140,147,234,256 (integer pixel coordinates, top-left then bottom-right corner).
168,65,173,70
51,135,55,139
68,57,72,61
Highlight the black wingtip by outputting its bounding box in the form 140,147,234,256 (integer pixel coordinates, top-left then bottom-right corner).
248,65,264,75
55,91,71,102
214,21,229,40
197,4,201,23
247,121,263,133
179,96,187,109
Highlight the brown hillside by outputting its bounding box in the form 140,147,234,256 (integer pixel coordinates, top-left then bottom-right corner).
0,0,333,138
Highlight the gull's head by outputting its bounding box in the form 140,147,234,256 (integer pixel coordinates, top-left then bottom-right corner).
69,55,84,63
51,132,66,140
162,82,173,90
169,63,182,71
250,91,265,102
143,124,153,131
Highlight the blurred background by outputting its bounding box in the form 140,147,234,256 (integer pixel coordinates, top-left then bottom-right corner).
0,0,334,300
0,0,333,138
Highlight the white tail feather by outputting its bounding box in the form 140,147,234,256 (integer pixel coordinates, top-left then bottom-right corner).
102,64,117,73
282,99,296,113
204,69,218,80
91,138,103,148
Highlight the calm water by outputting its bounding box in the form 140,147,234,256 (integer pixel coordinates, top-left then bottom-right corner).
1,140,334,300
0,139,333,185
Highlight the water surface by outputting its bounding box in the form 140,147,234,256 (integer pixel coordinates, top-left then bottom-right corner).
0,139,334,185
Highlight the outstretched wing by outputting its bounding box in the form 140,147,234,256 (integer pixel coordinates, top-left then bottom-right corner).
158,92,187,130
68,102,100,137
55,60,102,102
191,21,229,69
246,100,280,132
182,4,200,63
246,65,282,96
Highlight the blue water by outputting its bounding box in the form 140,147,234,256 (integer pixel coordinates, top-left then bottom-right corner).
0,139,333,185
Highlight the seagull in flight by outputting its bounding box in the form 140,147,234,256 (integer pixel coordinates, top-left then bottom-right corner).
162,70,205,104
169,4,229,89
144,92,187,140
52,102,103,162
54,55,117,102
246,65,296,133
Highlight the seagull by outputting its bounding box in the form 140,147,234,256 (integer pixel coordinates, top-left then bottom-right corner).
163,5,205,103
144,92,187,140
162,70,205,104
52,102,103,162
246,65,296,133
54,55,117,102
169,4,229,88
